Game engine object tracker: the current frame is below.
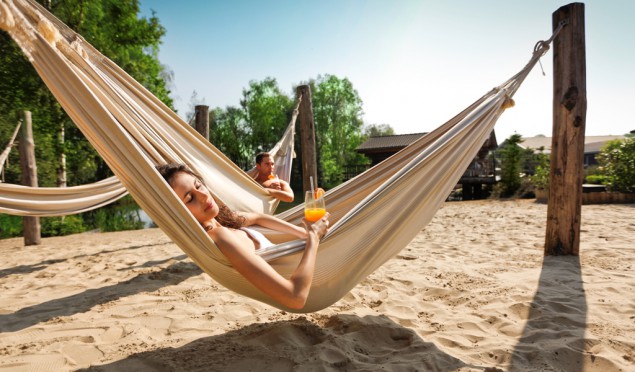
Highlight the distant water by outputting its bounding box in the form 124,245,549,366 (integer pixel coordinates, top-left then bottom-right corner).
138,209,155,228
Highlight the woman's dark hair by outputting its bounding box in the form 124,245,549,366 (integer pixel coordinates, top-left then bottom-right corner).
156,163,245,229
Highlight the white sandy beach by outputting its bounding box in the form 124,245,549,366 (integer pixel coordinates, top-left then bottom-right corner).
0,199,633,371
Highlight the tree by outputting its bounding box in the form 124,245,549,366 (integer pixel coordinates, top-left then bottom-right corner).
363,123,395,138
0,0,172,187
209,106,251,169
240,78,293,155
0,0,174,237
597,138,635,193
496,134,524,197
309,75,368,188
207,78,294,170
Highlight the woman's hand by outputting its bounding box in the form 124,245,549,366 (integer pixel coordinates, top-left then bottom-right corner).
302,212,330,241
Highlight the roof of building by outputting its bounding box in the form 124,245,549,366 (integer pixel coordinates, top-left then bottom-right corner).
356,133,427,152
518,135,627,154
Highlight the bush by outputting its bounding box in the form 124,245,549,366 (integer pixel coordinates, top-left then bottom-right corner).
596,138,635,193
90,201,145,232
41,215,87,237
0,214,22,239
0,195,146,240
585,174,611,185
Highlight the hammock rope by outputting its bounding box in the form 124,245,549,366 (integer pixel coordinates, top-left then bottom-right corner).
0,0,562,312
0,122,21,179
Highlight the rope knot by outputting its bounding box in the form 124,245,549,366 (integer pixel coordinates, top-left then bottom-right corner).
38,18,60,46
502,96,515,110
533,40,550,57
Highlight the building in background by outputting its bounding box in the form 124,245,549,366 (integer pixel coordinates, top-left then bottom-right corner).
355,131,498,200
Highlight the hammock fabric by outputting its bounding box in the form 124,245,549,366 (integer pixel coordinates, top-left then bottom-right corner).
0,0,560,312
0,177,128,216
0,106,298,216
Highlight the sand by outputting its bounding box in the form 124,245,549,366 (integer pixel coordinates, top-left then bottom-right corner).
0,199,633,371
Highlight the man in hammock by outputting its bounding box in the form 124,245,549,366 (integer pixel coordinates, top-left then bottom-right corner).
253,152,294,202
157,163,329,309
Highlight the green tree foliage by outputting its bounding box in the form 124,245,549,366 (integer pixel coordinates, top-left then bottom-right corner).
496,134,524,197
209,106,252,169
209,78,294,170
596,138,635,192
208,75,368,189
0,0,172,187
0,30,61,186
363,123,395,138
0,0,172,238
240,78,293,154
310,75,368,188
529,152,550,190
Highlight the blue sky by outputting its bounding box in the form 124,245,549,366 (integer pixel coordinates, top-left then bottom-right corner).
139,1,634,141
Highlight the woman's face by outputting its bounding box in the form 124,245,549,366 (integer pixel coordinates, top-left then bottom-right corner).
169,171,218,224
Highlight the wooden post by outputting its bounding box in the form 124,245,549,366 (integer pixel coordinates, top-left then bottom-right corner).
296,85,318,193
545,3,586,255
194,105,209,139
18,111,41,246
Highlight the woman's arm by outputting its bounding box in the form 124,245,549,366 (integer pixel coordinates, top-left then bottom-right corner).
239,211,307,239
211,215,329,309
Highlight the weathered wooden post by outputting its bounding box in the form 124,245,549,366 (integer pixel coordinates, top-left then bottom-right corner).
296,85,318,193
545,3,586,255
194,105,209,140
18,111,41,246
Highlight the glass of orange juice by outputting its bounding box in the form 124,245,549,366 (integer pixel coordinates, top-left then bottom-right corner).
304,189,326,222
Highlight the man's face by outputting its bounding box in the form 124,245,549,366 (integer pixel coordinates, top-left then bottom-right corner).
257,156,275,176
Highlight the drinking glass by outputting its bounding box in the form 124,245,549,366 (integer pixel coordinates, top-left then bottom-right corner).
304,190,326,222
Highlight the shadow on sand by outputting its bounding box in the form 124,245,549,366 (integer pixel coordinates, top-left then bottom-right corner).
0,241,174,280
0,258,199,332
510,255,588,370
79,314,492,372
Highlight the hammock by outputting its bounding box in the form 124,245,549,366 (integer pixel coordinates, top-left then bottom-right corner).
0,107,298,216
0,0,561,312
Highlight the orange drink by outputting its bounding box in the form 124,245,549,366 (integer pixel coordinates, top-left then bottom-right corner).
305,207,326,222
304,190,326,222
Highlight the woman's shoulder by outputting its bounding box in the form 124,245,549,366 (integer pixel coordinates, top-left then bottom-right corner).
207,225,231,239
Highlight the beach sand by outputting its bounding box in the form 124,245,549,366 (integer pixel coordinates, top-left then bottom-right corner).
0,199,633,371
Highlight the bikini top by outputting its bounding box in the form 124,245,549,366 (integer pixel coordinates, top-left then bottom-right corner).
240,227,274,250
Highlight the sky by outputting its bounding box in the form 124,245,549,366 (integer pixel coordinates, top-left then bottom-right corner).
138,0,634,142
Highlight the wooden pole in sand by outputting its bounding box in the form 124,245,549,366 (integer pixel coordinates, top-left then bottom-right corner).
297,85,318,194
545,3,586,255
18,111,41,246
194,105,209,140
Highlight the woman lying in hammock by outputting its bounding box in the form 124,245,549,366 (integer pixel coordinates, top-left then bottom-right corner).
156,163,329,309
